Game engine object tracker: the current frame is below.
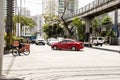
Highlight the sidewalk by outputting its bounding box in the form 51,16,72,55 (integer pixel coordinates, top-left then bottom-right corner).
89,44,120,52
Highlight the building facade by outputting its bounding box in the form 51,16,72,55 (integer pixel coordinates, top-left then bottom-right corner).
42,0,58,16
58,0,79,16
31,15,44,36
108,10,120,44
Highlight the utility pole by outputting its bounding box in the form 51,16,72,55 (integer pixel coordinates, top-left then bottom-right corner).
0,0,4,79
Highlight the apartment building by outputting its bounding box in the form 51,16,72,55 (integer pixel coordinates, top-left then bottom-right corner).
42,0,58,16
58,0,79,16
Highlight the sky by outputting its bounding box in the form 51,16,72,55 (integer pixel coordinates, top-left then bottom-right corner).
78,0,94,8
20,0,94,16
25,0,42,16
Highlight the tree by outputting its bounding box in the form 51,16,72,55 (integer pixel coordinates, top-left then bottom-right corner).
44,15,59,25
60,0,75,37
107,29,115,37
12,15,36,35
71,17,85,41
43,14,64,38
43,23,64,38
91,17,99,36
5,15,36,50
101,15,112,25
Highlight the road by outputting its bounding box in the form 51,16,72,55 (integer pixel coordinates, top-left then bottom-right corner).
2,44,120,80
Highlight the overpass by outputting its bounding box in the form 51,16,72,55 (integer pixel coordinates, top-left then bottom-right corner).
64,0,120,21
64,0,120,43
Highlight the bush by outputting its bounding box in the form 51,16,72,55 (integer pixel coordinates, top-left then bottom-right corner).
13,36,26,43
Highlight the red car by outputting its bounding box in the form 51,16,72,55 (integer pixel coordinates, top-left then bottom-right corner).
51,39,84,51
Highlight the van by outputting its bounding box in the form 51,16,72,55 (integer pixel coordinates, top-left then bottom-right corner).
90,37,105,46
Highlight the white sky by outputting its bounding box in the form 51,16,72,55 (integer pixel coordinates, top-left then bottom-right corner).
20,0,94,16
78,0,94,8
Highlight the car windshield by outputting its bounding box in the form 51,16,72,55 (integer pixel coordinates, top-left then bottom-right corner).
99,38,103,40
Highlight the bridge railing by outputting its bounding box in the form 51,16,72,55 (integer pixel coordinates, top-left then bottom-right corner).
63,0,114,20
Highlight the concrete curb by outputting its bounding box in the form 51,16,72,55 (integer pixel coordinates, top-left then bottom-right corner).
1,78,23,80
1,75,23,80
86,46,120,53
4,50,11,55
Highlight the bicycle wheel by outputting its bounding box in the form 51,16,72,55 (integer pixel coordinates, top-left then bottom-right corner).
12,48,19,56
23,49,30,56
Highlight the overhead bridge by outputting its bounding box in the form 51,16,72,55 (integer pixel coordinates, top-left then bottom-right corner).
64,0,120,21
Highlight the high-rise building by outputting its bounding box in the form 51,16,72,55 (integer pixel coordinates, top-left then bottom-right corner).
58,0,79,16
31,15,45,36
42,0,58,16
42,0,78,16
15,7,31,17
108,10,120,24
58,0,64,16
14,0,31,17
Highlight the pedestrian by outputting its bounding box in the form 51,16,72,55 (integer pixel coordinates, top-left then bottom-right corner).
18,40,24,56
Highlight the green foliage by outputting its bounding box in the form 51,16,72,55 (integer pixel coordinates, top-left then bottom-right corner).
43,24,64,38
43,14,64,38
100,31,107,37
91,17,101,36
71,17,85,41
72,17,82,28
101,15,112,25
5,16,36,50
44,15,59,25
13,15,36,27
107,29,115,37
43,24,50,36
92,17,99,30
12,36,26,43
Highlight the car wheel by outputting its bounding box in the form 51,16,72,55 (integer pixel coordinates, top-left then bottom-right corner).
53,46,57,50
71,46,76,51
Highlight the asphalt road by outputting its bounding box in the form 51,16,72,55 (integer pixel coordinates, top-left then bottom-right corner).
2,44,120,80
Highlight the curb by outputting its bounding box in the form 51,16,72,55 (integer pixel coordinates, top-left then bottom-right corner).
1,78,23,80
86,46,120,53
4,50,11,55
1,75,23,80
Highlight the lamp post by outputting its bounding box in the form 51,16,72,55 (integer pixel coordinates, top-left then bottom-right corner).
0,0,4,79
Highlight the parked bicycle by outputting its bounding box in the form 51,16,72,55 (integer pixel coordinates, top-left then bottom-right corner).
12,41,30,56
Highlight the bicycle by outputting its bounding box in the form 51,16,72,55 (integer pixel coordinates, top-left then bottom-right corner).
12,43,30,56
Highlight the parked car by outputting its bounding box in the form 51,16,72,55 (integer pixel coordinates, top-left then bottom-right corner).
57,37,64,42
51,39,84,51
90,37,105,46
35,37,46,45
47,38,59,46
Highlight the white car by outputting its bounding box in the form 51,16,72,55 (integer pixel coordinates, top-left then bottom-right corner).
90,37,105,46
57,37,64,42
35,38,46,45
47,38,59,46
